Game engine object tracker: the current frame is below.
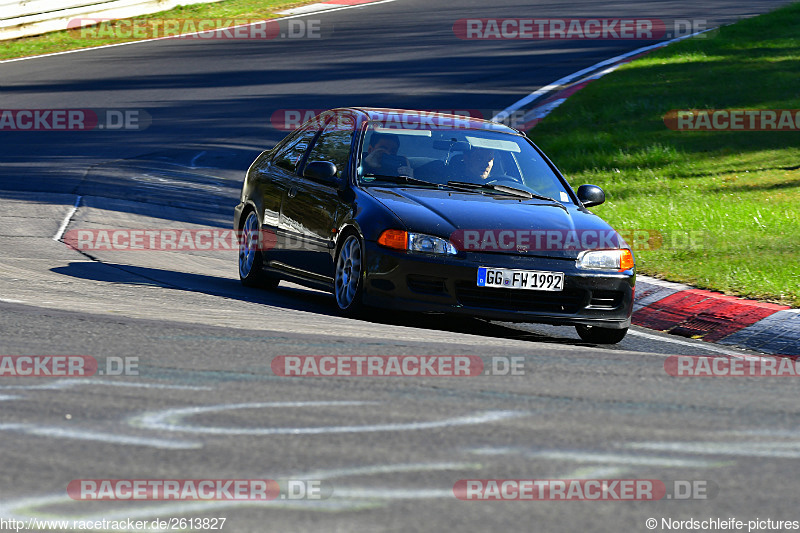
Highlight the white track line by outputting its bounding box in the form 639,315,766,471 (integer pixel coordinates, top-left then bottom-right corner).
52,195,82,241
627,329,758,355
0,0,396,65
493,28,714,122
628,329,772,359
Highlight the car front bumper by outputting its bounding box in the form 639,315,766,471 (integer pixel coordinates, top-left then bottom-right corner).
361,242,634,329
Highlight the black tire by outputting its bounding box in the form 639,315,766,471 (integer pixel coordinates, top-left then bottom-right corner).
575,325,628,344
238,210,279,289
333,232,365,316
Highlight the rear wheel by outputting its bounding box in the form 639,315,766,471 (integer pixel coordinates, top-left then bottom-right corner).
575,325,628,344
238,210,279,289
334,233,365,315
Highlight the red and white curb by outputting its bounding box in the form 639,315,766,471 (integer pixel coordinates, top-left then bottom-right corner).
495,32,800,355
634,276,798,355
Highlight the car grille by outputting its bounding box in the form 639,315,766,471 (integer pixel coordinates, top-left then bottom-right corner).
407,275,448,295
455,282,585,314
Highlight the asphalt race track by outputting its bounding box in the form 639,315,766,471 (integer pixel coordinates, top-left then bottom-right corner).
0,1,797,531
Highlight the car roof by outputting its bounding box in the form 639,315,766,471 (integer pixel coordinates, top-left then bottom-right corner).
337,107,521,135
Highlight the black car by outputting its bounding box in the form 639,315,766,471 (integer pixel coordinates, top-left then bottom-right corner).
234,108,634,343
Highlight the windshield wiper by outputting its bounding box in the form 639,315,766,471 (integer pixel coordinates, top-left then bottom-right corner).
447,181,532,198
446,181,568,210
364,174,486,195
363,174,443,188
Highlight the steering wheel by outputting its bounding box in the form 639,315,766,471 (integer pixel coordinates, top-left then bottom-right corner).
486,176,524,187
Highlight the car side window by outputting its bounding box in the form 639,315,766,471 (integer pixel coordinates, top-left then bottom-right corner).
303,113,356,179
272,123,321,174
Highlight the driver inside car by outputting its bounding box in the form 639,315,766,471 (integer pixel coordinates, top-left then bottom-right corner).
362,132,414,177
447,147,495,182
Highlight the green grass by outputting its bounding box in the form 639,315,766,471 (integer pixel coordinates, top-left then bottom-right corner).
0,0,318,60
530,2,800,306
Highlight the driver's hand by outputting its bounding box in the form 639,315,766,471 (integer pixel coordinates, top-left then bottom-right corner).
398,164,414,177
363,148,386,169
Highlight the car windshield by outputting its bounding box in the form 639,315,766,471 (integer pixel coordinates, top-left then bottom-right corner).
357,121,575,204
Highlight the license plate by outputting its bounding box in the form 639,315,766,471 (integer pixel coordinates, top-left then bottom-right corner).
477,267,564,291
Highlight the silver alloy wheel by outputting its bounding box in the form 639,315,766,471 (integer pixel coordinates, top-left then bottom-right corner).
335,235,362,309
239,211,259,279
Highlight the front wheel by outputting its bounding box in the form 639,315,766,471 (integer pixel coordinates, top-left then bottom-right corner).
238,211,279,289
334,233,365,315
575,325,628,344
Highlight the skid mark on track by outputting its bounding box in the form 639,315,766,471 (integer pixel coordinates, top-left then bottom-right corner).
0,423,201,450
130,401,527,435
469,446,728,469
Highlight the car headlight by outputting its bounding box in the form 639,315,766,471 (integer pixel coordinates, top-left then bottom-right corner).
576,249,634,271
377,229,457,255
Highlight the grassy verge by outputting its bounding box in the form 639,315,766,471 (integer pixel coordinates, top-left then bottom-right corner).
531,2,800,306
0,0,319,61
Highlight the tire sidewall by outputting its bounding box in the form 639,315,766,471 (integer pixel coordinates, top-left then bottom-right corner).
334,232,366,314
239,210,277,288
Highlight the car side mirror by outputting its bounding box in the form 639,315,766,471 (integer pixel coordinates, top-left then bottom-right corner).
304,161,339,185
577,184,605,207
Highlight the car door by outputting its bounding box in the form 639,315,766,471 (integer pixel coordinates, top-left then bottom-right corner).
279,111,357,278
257,120,324,266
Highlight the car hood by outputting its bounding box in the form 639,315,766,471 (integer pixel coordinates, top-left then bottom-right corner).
365,187,624,259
